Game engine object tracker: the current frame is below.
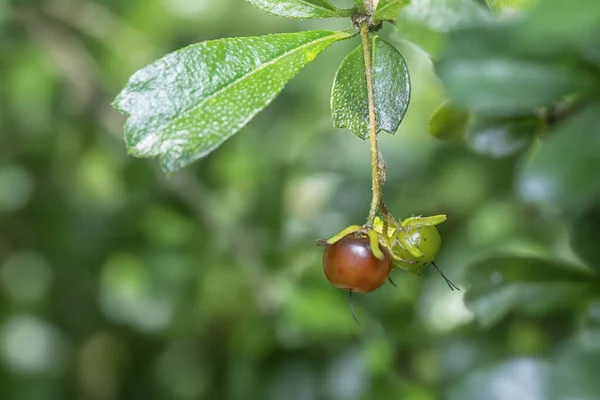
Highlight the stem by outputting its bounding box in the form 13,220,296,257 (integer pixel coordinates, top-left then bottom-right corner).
360,22,382,226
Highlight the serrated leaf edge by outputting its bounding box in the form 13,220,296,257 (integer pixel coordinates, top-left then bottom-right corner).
331,36,411,140
114,30,353,171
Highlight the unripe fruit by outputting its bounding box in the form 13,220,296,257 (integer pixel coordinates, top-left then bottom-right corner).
395,225,442,274
323,236,392,293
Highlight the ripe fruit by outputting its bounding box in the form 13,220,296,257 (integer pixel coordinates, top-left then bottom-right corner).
323,235,392,293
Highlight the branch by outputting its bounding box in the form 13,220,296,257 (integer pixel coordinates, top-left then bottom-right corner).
360,22,382,225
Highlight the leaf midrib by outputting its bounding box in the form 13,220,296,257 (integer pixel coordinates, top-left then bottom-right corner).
156,31,349,141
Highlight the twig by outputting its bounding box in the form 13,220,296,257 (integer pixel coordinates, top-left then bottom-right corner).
360,22,382,226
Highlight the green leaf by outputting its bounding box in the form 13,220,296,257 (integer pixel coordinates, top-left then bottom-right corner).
391,0,489,56
113,30,352,172
449,358,551,400
374,0,410,21
331,35,410,139
245,0,352,18
518,104,600,213
464,255,597,328
484,0,538,13
428,101,469,141
570,208,600,273
466,116,539,157
439,57,588,115
396,0,488,30
436,22,597,115
518,0,600,52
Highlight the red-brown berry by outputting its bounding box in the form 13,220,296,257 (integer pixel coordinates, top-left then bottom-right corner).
322,235,392,293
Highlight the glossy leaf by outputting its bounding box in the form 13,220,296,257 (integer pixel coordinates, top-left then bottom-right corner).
466,116,539,157
464,255,598,327
436,22,596,115
246,0,352,18
374,0,410,21
518,104,600,213
113,30,352,172
428,101,469,141
331,35,410,139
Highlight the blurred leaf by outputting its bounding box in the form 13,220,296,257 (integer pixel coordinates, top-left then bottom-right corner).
518,0,600,51
466,116,539,157
0,165,33,212
581,34,600,67
396,0,489,31
279,288,358,340
331,35,410,139
570,208,600,272
436,21,596,115
484,0,538,13
0,314,66,375
374,0,410,21
464,256,598,327
449,358,550,400
391,0,489,55
582,300,600,329
518,104,600,213
114,30,352,172
326,347,369,400
245,0,352,19
0,251,51,304
450,333,600,400
143,206,195,247
428,100,469,140
549,330,600,400
99,253,174,332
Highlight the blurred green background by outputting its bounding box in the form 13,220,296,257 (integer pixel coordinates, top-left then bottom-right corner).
2,0,600,399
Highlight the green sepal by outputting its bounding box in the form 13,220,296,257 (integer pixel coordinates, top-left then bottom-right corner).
366,230,385,260
326,225,362,245
401,215,447,228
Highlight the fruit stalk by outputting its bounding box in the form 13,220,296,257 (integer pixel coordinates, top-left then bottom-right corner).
360,22,382,226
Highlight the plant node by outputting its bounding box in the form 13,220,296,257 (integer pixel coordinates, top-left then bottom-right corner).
351,13,371,29
351,13,382,31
